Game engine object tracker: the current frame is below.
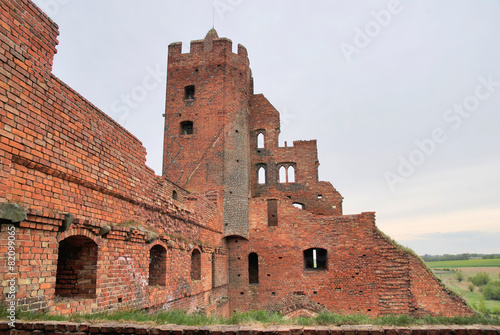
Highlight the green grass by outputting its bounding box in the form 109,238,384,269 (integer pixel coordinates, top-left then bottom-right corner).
431,267,500,316
1,309,499,326
426,259,500,268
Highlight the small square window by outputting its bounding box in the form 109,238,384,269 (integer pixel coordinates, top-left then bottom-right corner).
304,248,327,270
180,121,193,135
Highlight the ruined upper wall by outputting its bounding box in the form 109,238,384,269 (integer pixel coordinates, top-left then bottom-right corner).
249,94,343,215
0,0,58,75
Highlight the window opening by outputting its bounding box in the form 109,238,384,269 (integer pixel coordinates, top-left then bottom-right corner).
304,248,327,270
278,164,296,183
180,121,193,135
279,166,287,183
292,202,304,210
172,190,178,200
248,252,259,284
258,166,266,184
184,85,195,99
257,133,265,149
191,249,201,280
212,253,216,288
149,245,166,286
56,235,98,298
288,165,295,182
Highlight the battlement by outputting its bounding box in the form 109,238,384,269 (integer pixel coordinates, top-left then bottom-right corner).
168,29,249,65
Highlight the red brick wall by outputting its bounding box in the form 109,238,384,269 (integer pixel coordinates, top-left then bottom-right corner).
226,198,472,317
0,0,227,315
250,95,343,215
55,235,98,298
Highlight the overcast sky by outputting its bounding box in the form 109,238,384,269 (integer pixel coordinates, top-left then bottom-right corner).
32,0,500,255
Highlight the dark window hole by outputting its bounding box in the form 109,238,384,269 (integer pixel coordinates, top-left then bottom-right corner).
180,121,193,135
184,85,195,100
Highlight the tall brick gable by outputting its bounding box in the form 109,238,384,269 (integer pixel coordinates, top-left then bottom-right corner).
0,0,472,317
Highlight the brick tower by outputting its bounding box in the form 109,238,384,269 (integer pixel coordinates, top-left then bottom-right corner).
162,29,252,237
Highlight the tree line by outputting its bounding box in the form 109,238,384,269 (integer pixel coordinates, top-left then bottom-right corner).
421,253,500,262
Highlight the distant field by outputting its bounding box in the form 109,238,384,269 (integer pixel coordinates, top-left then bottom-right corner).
430,265,500,315
426,258,500,268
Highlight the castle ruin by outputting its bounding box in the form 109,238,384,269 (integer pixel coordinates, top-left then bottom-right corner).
0,0,472,317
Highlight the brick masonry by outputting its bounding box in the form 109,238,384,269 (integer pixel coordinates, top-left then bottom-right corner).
0,0,473,319
1,322,500,335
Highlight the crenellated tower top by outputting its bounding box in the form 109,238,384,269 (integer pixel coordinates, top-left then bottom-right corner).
167,28,249,62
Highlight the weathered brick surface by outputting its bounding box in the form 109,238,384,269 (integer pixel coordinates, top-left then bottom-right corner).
162,30,251,239
249,95,343,216
227,198,471,316
1,323,499,335
0,0,473,319
0,0,227,315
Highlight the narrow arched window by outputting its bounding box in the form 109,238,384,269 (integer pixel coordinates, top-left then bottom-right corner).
278,164,296,183
191,249,201,280
288,166,295,183
279,166,287,183
180,121,193,135
258,166,266,184
257,133,265,149
304,248,327,270
248,252,259,284
212,253,217,288
172,190,178,200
